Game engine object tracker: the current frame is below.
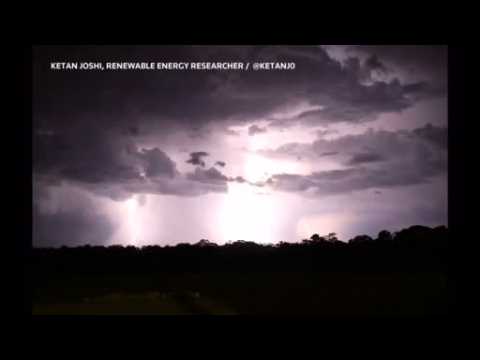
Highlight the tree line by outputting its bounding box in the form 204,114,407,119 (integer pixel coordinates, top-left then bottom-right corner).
31,225,448,273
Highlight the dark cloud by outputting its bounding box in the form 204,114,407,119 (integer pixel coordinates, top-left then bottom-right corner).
223,128,240,136
33,46,446,202
268,46,445,128
34,45,444,138
264,124,447,196
348,45,447,94
355,46,446,75
33,200,114,248
347,152,384,165
34,128,144,184
269,163,441,196
185,168,253,187
291,78,416,125
412,123,447,149
125,176,228,197
32,45,447,247
186,151,209,167
262,123,446,164
34,125,178,186
343,54,389,84
34,128,254,201
126,125,140,136
186,166,228,184
316,129,338,138
403,82,429,94
231,176,246,183
320,151,339,157
138,147,177,178
259,142,312,160
248,125,268,136
365,54,388,73
34,135,229,200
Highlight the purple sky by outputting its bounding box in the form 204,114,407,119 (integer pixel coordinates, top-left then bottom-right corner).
33,45,447,247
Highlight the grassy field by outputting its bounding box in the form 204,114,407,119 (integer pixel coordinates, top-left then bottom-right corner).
32,271,449,316
33,291,236,315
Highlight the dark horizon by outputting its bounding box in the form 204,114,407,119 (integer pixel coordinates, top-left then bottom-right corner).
32,223,447,249
32,223,449,315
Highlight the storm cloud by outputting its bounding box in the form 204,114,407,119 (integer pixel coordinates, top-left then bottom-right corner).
34,46,444,135
33,45,447,246
347,152,384,165
33,205,114,247
248,125,268,136
186,151,209,167
265,124,447,196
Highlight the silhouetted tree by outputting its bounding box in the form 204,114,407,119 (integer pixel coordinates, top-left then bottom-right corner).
196,239,218,247
377,230,393,242
326,232,338,242
349,235,373,244
310,234,321,242
32,224,448,277
310,234,326,243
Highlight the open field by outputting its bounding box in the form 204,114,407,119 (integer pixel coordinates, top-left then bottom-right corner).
31,226,450,316
32,271,448,316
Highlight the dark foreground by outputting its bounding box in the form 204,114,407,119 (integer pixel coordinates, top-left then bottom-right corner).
33,271,448,316
31,225,450,316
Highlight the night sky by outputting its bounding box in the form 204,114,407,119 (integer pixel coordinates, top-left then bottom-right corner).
33,45,447,247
